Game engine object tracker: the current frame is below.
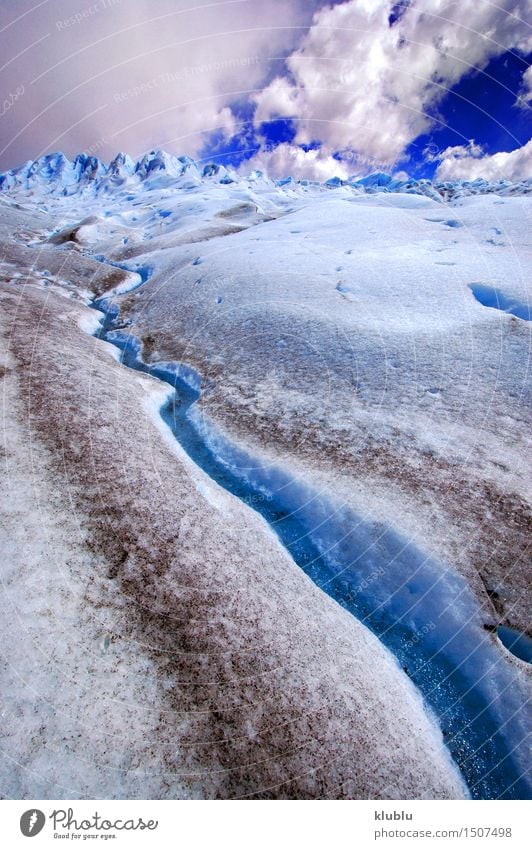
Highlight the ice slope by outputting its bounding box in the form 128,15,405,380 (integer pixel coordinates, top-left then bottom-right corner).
0,277,468,799
1,165,529,633
1,154,530,798
1,162,529,636
98,318,531,798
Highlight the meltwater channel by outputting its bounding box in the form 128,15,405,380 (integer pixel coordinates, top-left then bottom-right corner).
91,286,531,801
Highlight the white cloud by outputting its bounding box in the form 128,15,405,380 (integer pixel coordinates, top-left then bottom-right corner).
1,0,529,174
434,138,532,181
0,0,317,168
516,65,532,108
240,143,350,180
254,0,532,166
425,139,483,163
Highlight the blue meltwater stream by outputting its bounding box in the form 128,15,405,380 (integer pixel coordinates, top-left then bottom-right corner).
91,289,531,801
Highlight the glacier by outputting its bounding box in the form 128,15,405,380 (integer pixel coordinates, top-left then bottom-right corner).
1,148,531,200
0,149,530,800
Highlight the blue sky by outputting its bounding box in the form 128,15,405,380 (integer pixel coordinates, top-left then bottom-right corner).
404,50,532,178
0,0,530,180
200,3,531,181
201,47,532,179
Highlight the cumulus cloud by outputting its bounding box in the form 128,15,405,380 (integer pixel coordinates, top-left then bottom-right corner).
434,138,532,181
516,65,532,108
0,0,317,168
424,139,483,163
254,0,532,166
239,143,350,180
0,0,529,178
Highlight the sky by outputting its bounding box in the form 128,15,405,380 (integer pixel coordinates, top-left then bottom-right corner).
0,0,530,181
